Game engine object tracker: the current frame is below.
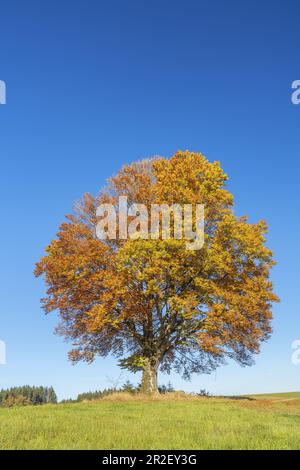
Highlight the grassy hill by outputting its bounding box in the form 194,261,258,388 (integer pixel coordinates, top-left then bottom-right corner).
247,391,300,400
1,393,300,450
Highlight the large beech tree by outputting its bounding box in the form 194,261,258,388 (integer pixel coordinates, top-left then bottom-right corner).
35,151,278,393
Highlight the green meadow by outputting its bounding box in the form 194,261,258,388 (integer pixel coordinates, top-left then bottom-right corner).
0,392,300,450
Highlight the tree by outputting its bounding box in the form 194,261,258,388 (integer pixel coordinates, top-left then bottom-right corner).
47,386,58,404
0,385,58,406
35,151,278,393
122,380,137,394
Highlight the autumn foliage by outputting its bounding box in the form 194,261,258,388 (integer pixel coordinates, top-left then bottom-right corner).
35,151,278,393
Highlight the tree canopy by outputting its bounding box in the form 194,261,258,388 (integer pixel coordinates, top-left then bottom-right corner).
35,151,278,393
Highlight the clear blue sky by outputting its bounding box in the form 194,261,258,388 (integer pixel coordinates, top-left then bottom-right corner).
1,0,300,400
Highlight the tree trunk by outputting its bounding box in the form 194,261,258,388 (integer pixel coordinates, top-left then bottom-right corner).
140,359,158,394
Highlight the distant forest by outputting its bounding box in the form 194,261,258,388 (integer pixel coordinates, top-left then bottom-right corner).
0,386,57,407
0,381,187,407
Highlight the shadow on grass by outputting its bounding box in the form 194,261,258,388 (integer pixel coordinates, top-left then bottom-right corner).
221,395,255,401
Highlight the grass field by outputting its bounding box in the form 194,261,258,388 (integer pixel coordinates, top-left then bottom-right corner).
1,392,300,450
